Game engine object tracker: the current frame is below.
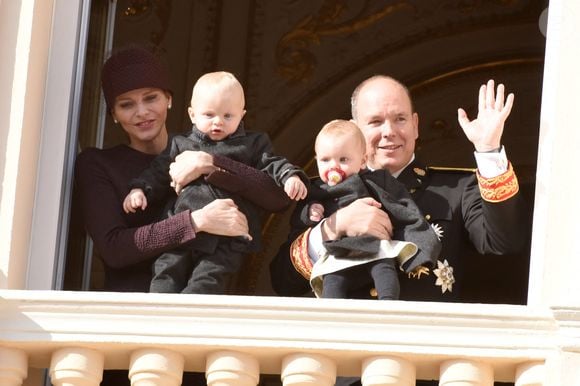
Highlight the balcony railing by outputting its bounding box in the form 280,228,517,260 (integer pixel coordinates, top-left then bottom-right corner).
0,289,575,385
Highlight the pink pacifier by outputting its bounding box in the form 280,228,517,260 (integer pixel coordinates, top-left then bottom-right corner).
324,168,346,186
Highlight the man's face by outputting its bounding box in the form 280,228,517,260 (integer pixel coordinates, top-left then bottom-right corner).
353,78,418,174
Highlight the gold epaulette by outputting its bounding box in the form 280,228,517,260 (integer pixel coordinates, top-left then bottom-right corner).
476,162,519,203
426,166,477,173
290,228,314,279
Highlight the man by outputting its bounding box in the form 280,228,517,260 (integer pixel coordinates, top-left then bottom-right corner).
271,76,525,303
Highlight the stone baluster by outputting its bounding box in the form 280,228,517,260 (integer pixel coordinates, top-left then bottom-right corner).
281,353,336,386
205,350,259,386
49,347,103,386
129,348,184,386
361,356,415,386
439,359,493,386
0,347,27,386
515,361,544,386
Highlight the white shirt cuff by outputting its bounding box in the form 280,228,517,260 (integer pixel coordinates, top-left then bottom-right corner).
474,145,508,178
307,221,328,264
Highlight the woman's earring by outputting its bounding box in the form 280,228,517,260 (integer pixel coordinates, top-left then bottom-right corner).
168,103,172,110
113,118,118,124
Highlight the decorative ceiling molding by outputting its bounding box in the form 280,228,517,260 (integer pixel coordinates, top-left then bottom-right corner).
276,0,414,83
408,57,543,93
274,0,534,84
121,0,172,48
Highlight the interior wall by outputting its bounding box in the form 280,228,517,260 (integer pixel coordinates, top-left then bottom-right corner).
67,0,546,302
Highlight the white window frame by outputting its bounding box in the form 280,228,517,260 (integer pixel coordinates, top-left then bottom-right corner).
24,0,580,310
27,0,90,290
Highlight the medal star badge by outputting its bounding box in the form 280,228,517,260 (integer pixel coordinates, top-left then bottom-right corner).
433,259,455,293
431,223,444,240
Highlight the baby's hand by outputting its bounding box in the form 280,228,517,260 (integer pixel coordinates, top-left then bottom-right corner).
309,203,325,222
123,188,148,213
284,175,307,201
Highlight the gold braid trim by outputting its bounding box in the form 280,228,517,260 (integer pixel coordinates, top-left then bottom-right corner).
477,162,519,203
290,228,314,280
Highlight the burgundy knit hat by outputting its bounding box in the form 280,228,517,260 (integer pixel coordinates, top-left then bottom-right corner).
101,46,171,111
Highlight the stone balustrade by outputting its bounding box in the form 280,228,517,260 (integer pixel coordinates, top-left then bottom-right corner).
1,289,577,385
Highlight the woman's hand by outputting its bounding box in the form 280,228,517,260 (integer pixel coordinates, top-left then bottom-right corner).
191,198,251,240
169,151,217,194
321,197,393,241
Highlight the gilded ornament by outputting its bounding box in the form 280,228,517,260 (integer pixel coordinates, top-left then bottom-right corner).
433,259,455,293
413,167,426,176
276,1,414,82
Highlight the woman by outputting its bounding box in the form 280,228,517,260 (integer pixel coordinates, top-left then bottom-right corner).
75,46,249,386
75,46,250,292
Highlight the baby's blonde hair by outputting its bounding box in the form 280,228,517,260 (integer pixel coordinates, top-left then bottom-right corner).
315,119,366,155
190,71,245,107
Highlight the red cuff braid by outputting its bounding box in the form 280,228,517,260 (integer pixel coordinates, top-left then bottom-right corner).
477,162,519,203
290,228,314,280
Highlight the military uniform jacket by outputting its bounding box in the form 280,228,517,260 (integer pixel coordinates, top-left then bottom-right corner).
395,159,523,301
270,158,524,302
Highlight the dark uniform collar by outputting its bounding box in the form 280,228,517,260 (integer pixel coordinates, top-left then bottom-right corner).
397,158,428,192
